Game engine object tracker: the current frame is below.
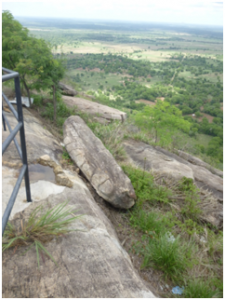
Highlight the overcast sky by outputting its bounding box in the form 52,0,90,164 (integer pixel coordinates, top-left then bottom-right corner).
2,0,223,26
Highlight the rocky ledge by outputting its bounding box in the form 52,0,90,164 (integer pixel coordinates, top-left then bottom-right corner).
2,109,155,298
62,95,127,123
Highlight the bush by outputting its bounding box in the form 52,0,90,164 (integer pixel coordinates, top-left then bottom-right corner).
178,177,201,221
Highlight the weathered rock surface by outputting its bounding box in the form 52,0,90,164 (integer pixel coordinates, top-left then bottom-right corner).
58,82,78,96
123,138,223,228
176,149,223,178
154,146,223,202
63,116,136,209
79,91,96,100
2,176,154,298
123,139,194,180
63,95,127,122
2,109,62,166
2,111,154,298
123,139,223,202
191,164,223,203
38,154,73,188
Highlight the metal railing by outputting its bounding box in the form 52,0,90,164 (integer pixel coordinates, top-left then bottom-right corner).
2,67,32,235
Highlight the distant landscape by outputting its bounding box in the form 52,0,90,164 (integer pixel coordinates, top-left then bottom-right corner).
16,17,223,169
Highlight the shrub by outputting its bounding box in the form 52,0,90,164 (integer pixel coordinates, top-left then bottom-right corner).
178,177,202,221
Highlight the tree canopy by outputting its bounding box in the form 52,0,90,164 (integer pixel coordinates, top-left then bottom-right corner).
134,101,191,147
2,11,65,109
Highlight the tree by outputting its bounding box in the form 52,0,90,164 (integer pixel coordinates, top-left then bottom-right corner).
134,101,191,147
15,37,56,106
2,11,29,69
206,137,223,162
2,11,65,109
39,57,65,123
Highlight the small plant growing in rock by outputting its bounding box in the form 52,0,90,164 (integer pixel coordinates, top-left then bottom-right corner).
62,147,74,165
2,201,81,268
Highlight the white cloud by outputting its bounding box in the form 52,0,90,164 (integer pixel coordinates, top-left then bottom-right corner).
2,0,223,25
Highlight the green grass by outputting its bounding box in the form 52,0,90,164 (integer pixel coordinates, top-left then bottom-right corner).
2,201,81,268
67,69,126,91
183,279,221,298
122,164,172,206
141,234,194,282
121,164,222,291
129,209,168,236
62,147,74,165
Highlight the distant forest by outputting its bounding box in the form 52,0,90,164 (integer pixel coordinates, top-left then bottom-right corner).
16,16,223,38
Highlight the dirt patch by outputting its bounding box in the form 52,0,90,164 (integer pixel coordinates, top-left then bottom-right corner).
188,113,214,123
75,67,103,73
135,99,156,106
90,68,102,72
157,97,165,101
198,113,214,123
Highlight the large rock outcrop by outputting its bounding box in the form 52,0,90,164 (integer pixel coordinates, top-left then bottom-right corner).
58,82,78,96
123,139,194,180
2,177,154,298
2,109,62,166
63,116,136,209
176,149,223,178
63,95,127,122
123,139,223,201
123,139,223,228
2,108,155,298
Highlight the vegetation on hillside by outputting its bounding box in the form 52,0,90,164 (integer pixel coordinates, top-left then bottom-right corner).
2,11,65,121
2,12,223,297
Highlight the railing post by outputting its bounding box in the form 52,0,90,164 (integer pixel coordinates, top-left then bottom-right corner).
14,76,32,203
2,104,6,131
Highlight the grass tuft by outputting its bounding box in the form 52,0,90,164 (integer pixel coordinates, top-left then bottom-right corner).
122,164,172,206
141,234,190,282
2,201,81,268
183,279,221,298
129,209,167,236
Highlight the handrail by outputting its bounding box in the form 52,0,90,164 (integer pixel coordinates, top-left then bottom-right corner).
2,68,32,235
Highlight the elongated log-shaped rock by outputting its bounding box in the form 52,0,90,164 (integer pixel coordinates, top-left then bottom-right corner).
59,82,78,96
62,95,127,122
63,116,136,209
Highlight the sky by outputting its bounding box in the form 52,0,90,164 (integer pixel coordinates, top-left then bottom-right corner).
2,0,224,26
